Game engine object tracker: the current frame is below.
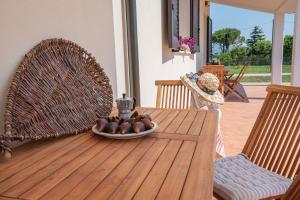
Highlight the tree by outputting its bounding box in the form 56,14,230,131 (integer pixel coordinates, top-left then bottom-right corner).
212,28,245,53
283,35,293,64
218,52,232,66
247,26,266,49
250,40,272,65
252,40,272,56
230,46,248,65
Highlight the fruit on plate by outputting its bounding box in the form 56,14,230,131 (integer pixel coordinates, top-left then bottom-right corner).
104,122,119,134
96,118,108,132
96,111,154,134
141,118,152,130
131,110,139,118
143,114,152,121
119,122,132,134
132,122,145,133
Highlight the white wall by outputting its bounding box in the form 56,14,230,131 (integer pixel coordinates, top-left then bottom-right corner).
136,0,207,107
0,0,122,133
112,0,128,97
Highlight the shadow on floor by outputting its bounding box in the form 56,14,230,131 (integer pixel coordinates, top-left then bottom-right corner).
225,84,266,102
225,84,250,103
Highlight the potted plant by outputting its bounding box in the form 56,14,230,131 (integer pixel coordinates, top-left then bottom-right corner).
178,36,194,53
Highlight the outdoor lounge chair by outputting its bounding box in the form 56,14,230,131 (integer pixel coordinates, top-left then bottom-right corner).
0,38,113,158
224,64,248,101
214,84,300,200
155,80,191,109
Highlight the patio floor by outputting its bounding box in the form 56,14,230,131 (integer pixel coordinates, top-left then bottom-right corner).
220,83,267,156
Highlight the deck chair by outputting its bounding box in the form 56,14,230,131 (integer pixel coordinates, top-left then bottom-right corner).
224,64,248,101
214,84,300,200
155,80,191,109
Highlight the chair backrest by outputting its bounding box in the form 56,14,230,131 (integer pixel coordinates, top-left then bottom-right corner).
201,68,225,93
242,85,300,180
155,80,191,109
235,64,248,83
203,65,224,69
201,68,225,82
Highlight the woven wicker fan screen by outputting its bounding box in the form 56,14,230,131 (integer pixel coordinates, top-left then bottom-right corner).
1,39,113,153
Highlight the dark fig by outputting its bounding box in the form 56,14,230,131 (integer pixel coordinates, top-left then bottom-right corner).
105,122,119,134
118,118,125,125
125,118,135,124
111,117,120,124
142,118,152,130
135,115,143,121
96,118,108,132
119,122,132,134
132,122,145,133
131,110,139,118
143,114,152,121
106,117,112,122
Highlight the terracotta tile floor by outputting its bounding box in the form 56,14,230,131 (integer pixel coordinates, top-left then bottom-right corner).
220,84,267,156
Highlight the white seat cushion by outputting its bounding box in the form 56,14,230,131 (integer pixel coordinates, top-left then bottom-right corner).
214,154,292,200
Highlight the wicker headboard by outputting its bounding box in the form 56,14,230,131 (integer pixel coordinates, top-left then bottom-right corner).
1,38,113,156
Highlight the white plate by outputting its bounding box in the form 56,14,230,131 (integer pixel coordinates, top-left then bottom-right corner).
92,122,158,139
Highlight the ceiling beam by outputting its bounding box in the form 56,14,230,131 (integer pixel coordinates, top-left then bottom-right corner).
275,0,290,12
211,0,296,13
211,0,275,13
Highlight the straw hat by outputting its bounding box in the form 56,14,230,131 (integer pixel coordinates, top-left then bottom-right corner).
181,72,224,104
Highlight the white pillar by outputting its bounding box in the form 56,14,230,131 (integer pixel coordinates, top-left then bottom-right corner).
272,13,285,85
292,0,300,86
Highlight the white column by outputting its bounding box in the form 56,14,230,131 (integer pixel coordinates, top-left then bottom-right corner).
292,0,300,86
272,13,285,84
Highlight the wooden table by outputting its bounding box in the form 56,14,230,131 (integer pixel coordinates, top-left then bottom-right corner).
0,108,218,200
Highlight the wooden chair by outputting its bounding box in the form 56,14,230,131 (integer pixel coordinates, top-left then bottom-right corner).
224,64,248,101
203,65,224,69
201,67,226,95
214,84,300,200
155,80,191,109
283,174,300,200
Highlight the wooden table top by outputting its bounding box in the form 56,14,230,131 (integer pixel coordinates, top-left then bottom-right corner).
0,108,218,200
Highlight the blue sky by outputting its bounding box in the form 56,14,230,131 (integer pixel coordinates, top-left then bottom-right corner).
210,3,295,40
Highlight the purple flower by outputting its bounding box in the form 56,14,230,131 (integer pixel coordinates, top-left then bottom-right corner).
178,36,184,46
178,36,194,50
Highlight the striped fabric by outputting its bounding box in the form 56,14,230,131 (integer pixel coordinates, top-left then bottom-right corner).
216,129,225,156
214,155,292,200
215,108,225,157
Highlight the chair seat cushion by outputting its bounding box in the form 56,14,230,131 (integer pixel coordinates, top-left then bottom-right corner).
214,154,292,200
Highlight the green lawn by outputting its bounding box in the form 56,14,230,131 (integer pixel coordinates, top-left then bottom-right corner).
228,65,291,74
241,75,291,83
